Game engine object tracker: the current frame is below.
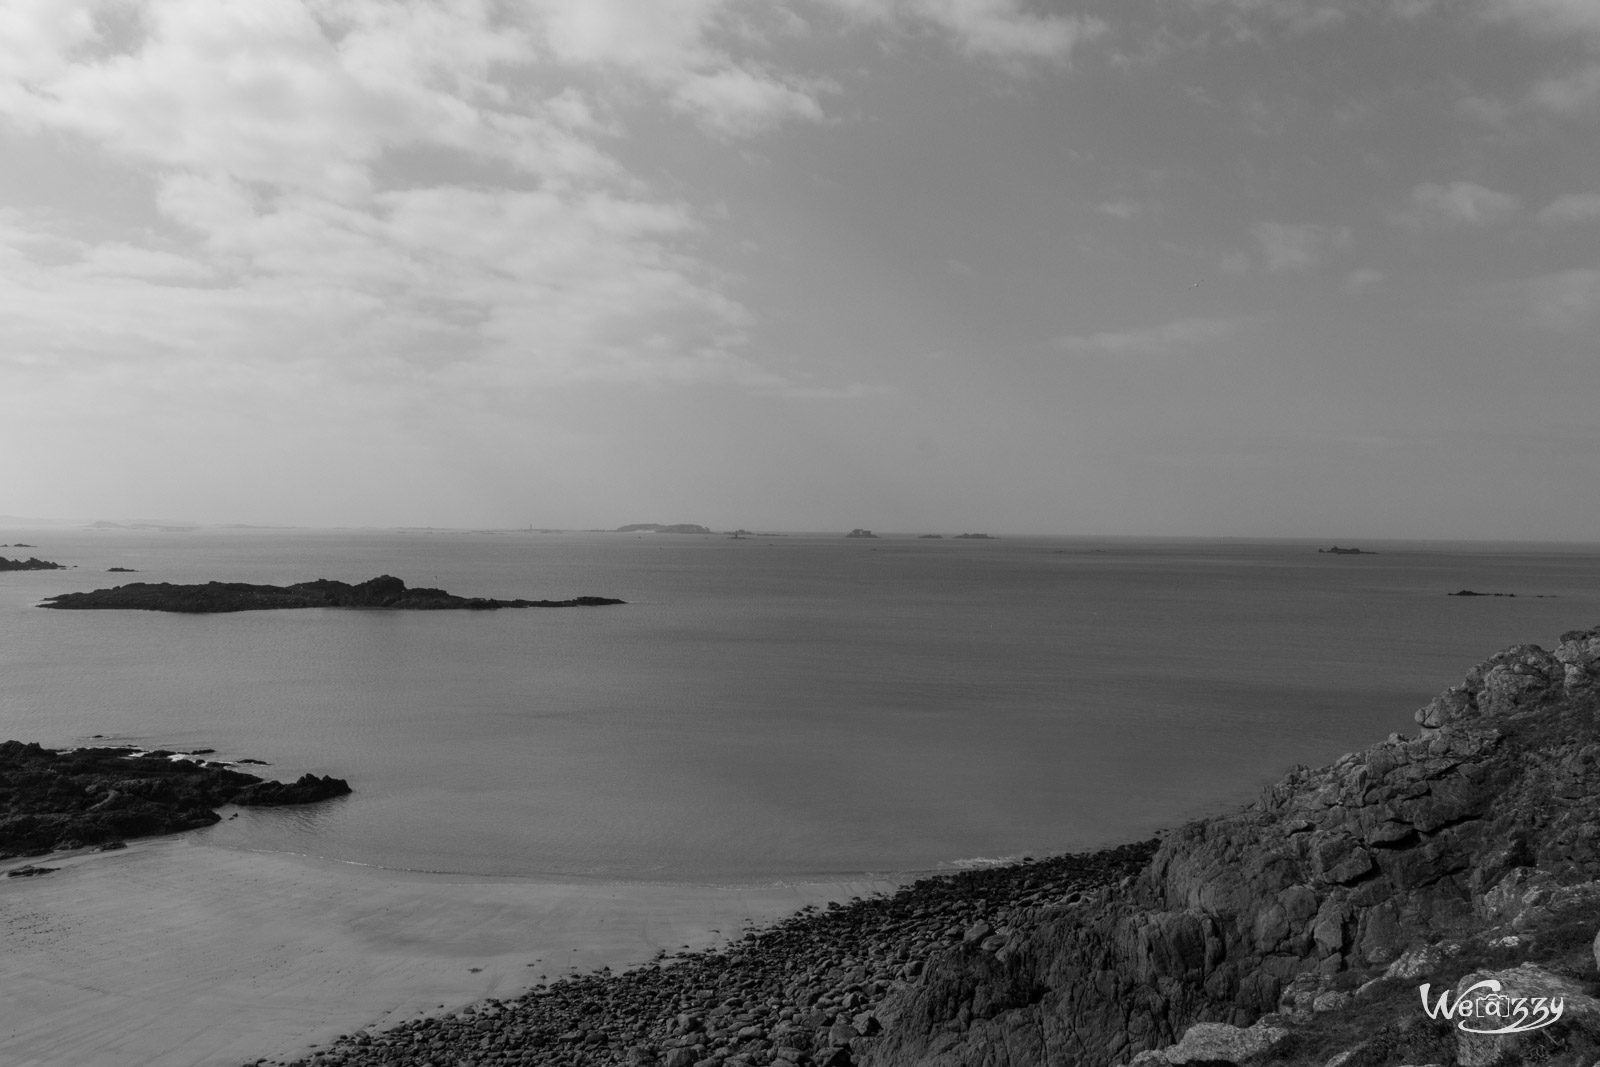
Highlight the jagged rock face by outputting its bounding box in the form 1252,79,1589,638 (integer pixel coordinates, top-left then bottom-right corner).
863,629,1600,1067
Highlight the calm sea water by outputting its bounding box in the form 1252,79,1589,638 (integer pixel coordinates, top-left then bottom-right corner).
3,528,1597,881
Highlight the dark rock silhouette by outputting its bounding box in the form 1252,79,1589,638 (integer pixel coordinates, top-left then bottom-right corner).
0,741,352,858
0,556,66,571
38,575,624,613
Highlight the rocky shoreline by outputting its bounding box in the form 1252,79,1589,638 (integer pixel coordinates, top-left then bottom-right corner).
268,844,1154,1067
38,575,625,613
0,741,352,858
264,626,1600,1067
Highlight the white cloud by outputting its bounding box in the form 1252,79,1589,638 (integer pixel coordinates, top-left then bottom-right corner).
1513,268,1600,333
1528,63,1600,116
1537,193,1600,226
1056,317,1243,356
1251,221,1350,273
819,0,1102,63
1097,199,1143,220
1398,181,1521,227
1479,0,1600,45
1391,0,1439,20
1341,267,1386,293
670,65,827,136
1186,0,1348,38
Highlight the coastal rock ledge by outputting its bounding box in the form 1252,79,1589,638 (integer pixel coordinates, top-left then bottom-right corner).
280,627,1600,1067
0,741,351,858
38,575,625,613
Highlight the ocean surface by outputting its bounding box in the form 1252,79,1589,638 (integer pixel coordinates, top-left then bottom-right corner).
3,528,1597,882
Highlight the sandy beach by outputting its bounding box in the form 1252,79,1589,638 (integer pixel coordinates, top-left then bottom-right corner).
0,839,897,1067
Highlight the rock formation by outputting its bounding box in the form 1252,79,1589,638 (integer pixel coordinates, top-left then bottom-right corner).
0,555,66,571
0,741,351,857
38,575,625,613
863,629,1600,1066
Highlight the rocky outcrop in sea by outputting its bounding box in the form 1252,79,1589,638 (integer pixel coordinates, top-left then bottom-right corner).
38,575,625,613
0,741,352,858
0,555,66,570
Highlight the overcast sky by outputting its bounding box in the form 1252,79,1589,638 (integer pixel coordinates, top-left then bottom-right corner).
2,0,1597,537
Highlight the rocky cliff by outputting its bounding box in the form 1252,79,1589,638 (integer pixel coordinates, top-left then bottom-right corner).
862,629,1600,1067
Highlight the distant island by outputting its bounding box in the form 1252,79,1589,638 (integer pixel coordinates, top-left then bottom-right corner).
38,575,625,613
1318,546,1374,554
0,740,351,859
919,534,943,539
953,533,996,539
615,523,712,535
1447,589,1554,598
0,556,66,571
845,528,878,538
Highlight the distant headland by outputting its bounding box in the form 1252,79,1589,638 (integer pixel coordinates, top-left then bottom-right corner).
1,556,66,571
38,575,625,613
615,523,712,534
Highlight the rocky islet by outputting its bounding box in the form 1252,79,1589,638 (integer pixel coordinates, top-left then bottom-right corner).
38,574,625,613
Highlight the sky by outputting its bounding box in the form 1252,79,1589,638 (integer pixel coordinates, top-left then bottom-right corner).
1,0,1597,537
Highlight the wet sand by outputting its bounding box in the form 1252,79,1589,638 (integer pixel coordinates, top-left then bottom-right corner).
0,840,897,1067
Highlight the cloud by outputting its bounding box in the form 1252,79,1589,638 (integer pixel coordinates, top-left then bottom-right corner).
1537,193,1600,226
1510,268,1600,333
1398,181,1521,227
1251,221,1350,273
816,0,1104,64
670,64,827,136
11,1,1076,402
1528,63,1600,116
1184,0,1348,39
1097,199,1143,220
1341,267,1386,293
1479,0,1600,45
1056,316,1243,356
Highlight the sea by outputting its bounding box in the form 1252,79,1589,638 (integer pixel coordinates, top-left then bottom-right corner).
3,528,1597,884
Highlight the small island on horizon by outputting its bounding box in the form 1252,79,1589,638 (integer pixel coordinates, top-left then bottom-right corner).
615,523,712,534
39,575,625,613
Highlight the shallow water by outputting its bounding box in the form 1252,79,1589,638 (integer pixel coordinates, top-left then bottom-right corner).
3,528,1596,880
